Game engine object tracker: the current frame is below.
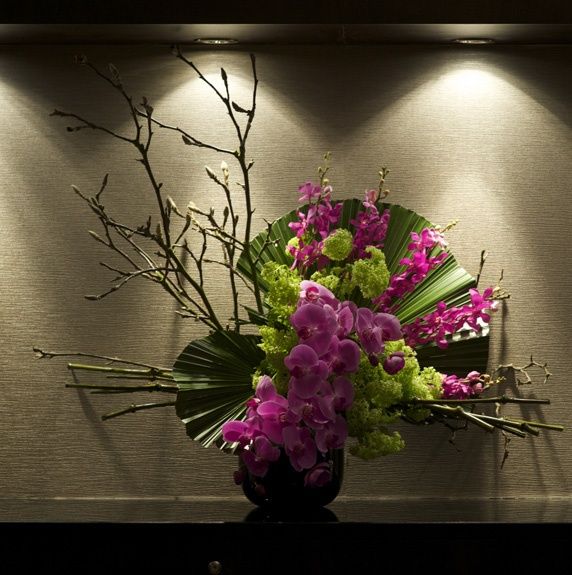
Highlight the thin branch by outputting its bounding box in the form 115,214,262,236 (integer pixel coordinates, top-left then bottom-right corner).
85,266,170,301
411,396,551,406
475,249,487,288
50,109,134,144
33,348,172,372
66,382,178,393
102,400,176,421
142,114,235,156
495,356,552,386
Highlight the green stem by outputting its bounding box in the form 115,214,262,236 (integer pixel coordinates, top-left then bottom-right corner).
498,418,564,432
429,404,495,432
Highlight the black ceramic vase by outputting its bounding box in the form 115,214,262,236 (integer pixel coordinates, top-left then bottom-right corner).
240,448,344,509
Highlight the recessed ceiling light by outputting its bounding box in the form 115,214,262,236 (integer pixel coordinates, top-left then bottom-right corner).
453,38,496,45
193,38,239,45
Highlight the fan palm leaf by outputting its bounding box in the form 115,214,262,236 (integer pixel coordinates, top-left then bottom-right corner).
173,331,264,451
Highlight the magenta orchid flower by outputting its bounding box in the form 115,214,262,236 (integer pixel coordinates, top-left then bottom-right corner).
383,351,406,375
355,308,402,362
246,376,288,418
287,392,334,429
240,435,280,477
244,376,290,444
304,462,332,488
315,415,348,453
355,307,384,357
289,303,339,356
323,336,361,375
336,303,355,338
222,418,263,446
375,227,448,312
351,192,391,259
299,280,339,309
284,344,330,399
442,371,484,399
330,376,355,411
297,181,323,203
283,425,317,472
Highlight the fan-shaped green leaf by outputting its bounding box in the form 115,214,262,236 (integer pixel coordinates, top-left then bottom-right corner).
173,331,264,451
416,327,490,376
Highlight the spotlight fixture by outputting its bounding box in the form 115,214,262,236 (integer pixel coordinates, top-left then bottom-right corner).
453,38,496,45
193,38,239,45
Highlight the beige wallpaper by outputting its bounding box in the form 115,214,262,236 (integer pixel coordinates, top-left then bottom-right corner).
0,44,570,517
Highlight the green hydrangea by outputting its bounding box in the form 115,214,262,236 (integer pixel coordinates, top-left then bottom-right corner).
310,270,341,294
348,246,390,299
260,262,301,326
347,399,400,437
415,367,444,400
366,379,403,410
347,344,442,459
402,367,444,421
311,266,355,300
350,430,406,459
322,229,353,261
258,325,297,395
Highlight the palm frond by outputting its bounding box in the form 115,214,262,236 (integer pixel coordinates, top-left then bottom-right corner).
173,331,264,451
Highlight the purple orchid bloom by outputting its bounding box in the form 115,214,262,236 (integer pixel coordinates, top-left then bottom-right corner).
240,435,280,477
442,371,484,399
330,376,355,411
256,401,290,445
355,307,383,355
244,376,290,444
287,391,334,429
299,280,339,309
284,343,330,399
222,418,262,446
290,302,339,356
246,375,288,418
355,308,403,363
283,425,317,472
323,336,361,375
336,302,355,338
304,462,332,488
315,415,348,453
383,351,406,375
375,312,402,341
297,181,323,203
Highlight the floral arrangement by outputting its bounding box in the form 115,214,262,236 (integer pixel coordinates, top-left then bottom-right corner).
36,50,562,504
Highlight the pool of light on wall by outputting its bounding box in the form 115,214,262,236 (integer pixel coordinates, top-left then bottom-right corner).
438,67,500,99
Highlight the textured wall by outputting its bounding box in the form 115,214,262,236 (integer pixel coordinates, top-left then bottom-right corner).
0,45,570,516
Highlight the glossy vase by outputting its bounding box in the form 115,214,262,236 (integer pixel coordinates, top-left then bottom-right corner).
240,448,344,509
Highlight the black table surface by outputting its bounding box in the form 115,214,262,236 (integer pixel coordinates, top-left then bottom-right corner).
1,497,570,574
